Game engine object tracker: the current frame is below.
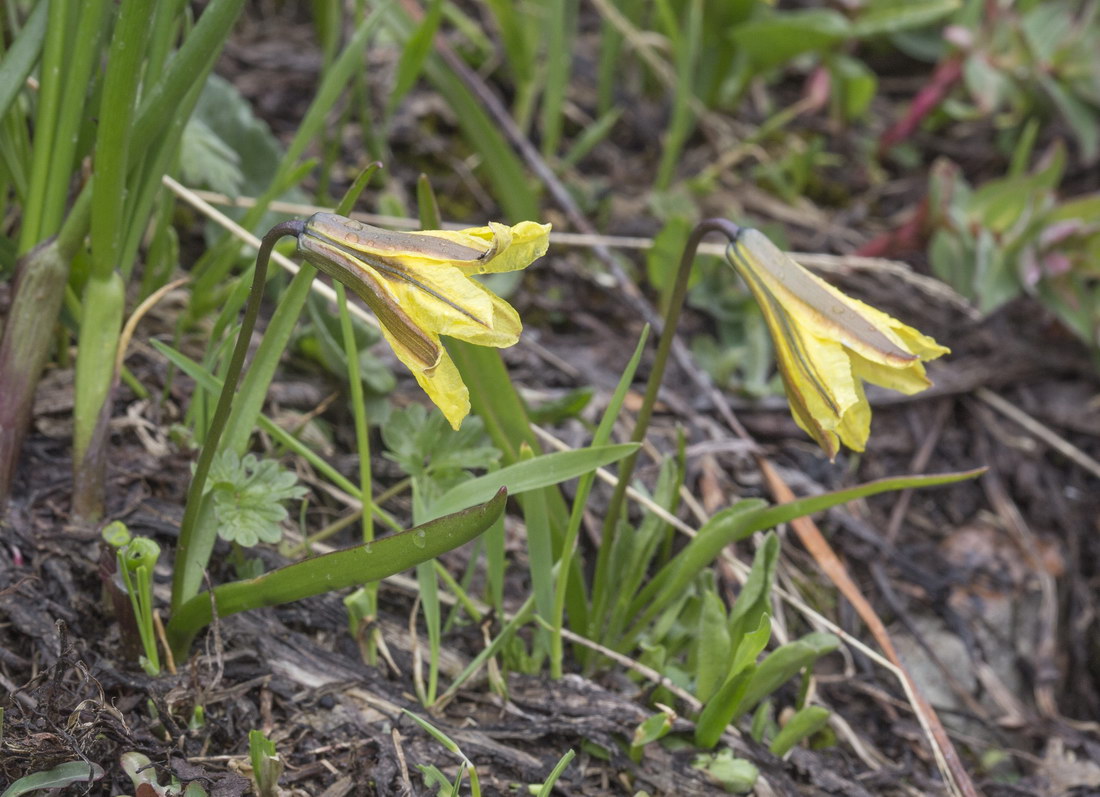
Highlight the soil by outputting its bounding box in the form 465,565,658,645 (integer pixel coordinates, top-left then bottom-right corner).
2,5,1099,796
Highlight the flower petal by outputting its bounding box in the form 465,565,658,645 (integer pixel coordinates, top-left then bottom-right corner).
732,230,922,366
834,377,871,453
375,320,470,430
307,213,487,262
297,212,549,430
726,228,949,459
850,352,932,394
422,221,551,274
299,235,442,370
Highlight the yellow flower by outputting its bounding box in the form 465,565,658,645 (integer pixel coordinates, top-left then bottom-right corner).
298,212,551,429
726,228,949,459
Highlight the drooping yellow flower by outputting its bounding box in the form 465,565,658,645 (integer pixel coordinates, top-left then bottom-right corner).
298,212,551,429
726,228,949,459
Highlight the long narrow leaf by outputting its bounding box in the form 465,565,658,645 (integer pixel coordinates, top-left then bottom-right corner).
429,444,639,518
167,489,507,659
626,468,984,642
0,1,47,122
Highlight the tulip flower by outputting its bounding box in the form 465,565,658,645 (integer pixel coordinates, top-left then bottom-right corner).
726,228,949,459
298,213,551,429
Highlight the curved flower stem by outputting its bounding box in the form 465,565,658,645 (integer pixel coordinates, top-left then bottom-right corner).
591,218,742,637
170,220,305,613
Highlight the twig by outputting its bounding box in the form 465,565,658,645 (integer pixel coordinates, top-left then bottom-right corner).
976,386,1100,481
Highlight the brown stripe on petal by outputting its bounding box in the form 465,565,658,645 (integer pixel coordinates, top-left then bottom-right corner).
305,212,486,261
353,250,491,328
305,228,492,330
299,236,441,369
736,230,916,363
732,245,842,416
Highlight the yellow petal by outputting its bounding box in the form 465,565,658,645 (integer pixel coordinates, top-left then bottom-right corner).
297,212,549,430
299,235,442,369
423,221,551,274
834,378,871,453
727,228,950,459
783,373,840,459
850,352,932,395
736,245,858,412
305,213,486,261
380,261,493,329
375,321,470,430
732,230,920,367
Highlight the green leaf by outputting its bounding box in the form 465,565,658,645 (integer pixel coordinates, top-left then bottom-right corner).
0,1,48,124
1,762,104,797
429,443,640,519
694,663,755,749
830,54,877,121
1039,74,1100,164
208,451,307,547
382,404,500,481
626,469,983,638
1021,1,1075,64
731,10,850,72
631,709,675,748
220,265,317,455
768,705,831,757
167,490,508,659
728,533,779,648
647,214,696,294
694,590,732,703
729,613,772,681
189,74,301,229
972,228,1020,313
387,0,443,118
691,748,758,793
734,633,840,720
535,749,576,797
963,54,1009,114
851,0,960,38
526,387,594,426
181,115,245,196
249,729,284,797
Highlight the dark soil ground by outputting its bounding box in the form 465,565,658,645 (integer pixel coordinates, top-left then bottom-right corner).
3,7,1100,796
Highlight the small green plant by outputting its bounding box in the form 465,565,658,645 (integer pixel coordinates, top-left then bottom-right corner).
207,451,308,549
630,707,676,762
117,537,163,676
404,710,484,797
0,0,248,518
929,142,1100,348
248,730,284,797
691,749,758,794
101,521,161,674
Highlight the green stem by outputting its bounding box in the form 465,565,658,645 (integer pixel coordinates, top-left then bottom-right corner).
591,218,742,635
0,240,71,505
336,279,377,663
170,220,305,613
41,0,111,238
90,0,156,280
17,0,69,252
